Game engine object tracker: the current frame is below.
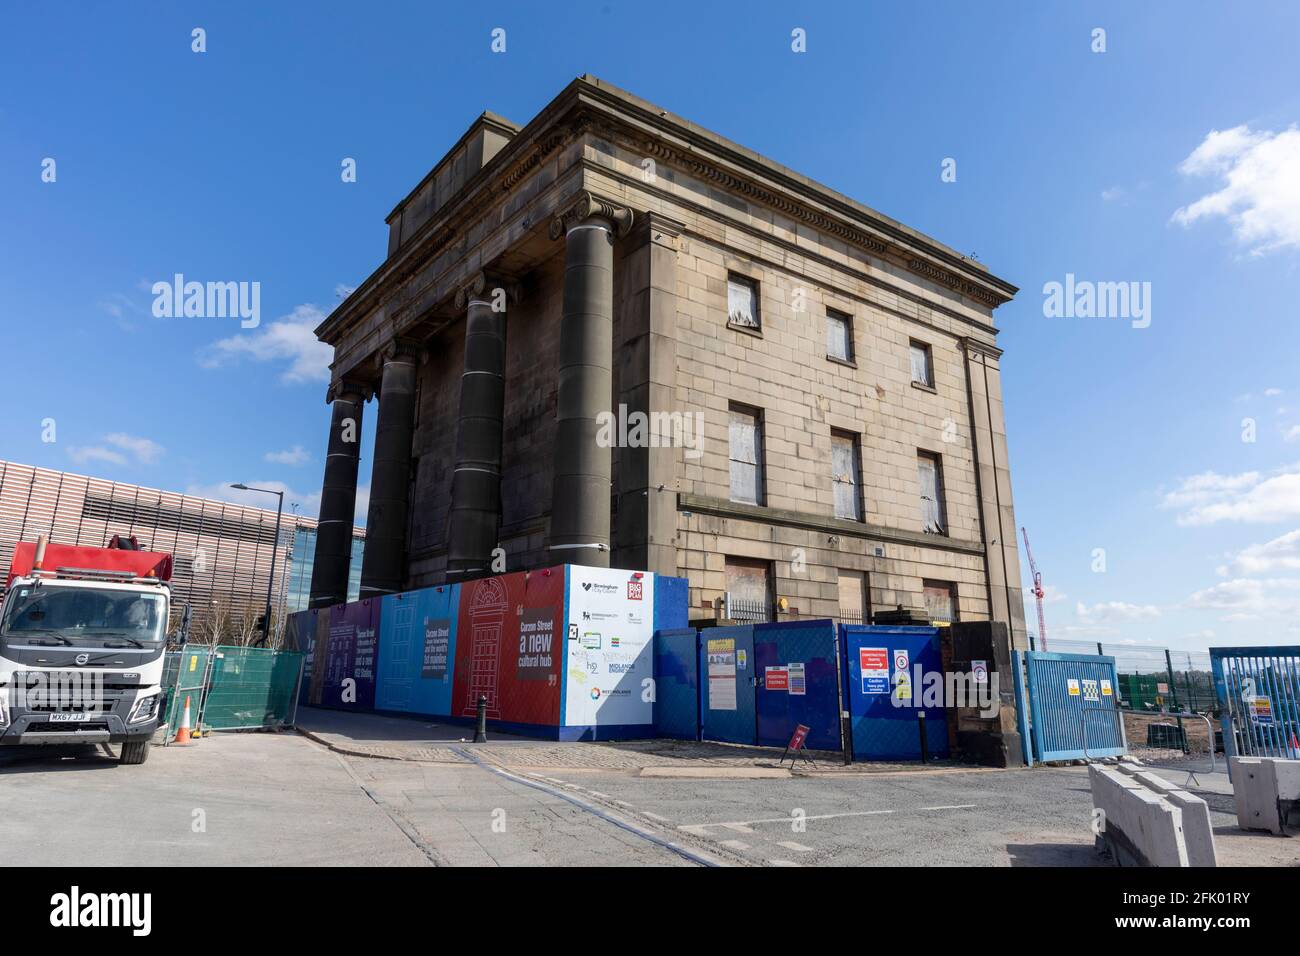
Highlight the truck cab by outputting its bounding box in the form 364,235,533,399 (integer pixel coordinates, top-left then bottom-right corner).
0,535,171,764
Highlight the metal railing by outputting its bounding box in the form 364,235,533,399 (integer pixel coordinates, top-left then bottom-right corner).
724,594,771,623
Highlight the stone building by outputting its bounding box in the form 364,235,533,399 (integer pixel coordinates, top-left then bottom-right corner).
307,75,1027,646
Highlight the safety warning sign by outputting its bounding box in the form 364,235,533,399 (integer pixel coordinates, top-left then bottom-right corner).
893,648,912,701
788,662,806,696
765,666,789,692
860,647,889,694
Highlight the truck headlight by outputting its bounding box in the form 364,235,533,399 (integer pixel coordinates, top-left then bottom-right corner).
128,694,159,723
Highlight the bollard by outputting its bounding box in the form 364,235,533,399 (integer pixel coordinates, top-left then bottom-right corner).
917,710,929,764
473,693,488,743
841,710,852,766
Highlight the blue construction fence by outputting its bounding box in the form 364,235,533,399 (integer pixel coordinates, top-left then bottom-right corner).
1210,645,1300,764
654,620,951,762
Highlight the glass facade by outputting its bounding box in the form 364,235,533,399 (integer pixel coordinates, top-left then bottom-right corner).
282,526,364,613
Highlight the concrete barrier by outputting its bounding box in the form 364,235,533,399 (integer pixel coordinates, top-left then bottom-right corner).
1231,757,1300,836
1090,764,1189,866
1116,764,1217,866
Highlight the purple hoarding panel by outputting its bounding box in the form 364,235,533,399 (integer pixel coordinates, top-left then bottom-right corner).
318,598,380,711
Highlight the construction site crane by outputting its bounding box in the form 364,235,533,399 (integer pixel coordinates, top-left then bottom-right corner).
1021,526,1048,651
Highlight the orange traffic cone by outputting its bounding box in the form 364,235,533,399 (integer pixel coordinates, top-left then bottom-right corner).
174,695,192,745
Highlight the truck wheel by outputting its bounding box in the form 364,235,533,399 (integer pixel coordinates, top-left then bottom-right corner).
119,740,150,765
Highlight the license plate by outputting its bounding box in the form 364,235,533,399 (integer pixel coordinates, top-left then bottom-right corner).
48,713,93,723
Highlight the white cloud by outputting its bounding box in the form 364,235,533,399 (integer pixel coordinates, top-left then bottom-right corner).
67,432,163,468
1187,577,1300,620
1101,186,1125,202
67,446,128,467
1285,425,1300,443
104,432,163,464
1075,600,1161,624
1171,124,1300,255
265,445,311,466
1223,530,1300,576
1161,464,1300,525
201,303,332,383
1265,388,1284,397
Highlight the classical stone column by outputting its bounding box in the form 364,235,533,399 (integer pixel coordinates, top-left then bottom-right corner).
547,192,632,568
308,381,366,608
446,273,515,580
359,340,420,598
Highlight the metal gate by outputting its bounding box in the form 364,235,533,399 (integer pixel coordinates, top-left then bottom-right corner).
654,628,700,740
753,620,841,751
1018,650,1124,762
162,646,215,742
1211,645,1300,761
699,625,756,745
840,625,949,760
201,646,304,731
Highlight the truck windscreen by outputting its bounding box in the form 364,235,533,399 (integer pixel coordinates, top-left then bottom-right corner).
1,585,166,644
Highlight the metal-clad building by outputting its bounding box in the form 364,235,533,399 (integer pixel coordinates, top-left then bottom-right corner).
0,459,364,634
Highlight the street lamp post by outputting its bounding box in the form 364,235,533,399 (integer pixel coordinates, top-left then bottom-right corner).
231,483,284,647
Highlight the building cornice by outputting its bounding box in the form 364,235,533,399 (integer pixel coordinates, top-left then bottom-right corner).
318,75,1017,350
677,493,987,558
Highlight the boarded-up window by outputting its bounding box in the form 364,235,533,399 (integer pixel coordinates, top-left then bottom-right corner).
827,308,852,361
837,570,868,624
831,430,862,520
726,557,772,612
923,580,958,624
917,452,947,534
910,340,933,387
729,405,763,505
727,274,760,329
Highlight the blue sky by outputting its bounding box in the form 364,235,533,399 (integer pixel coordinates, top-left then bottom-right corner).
3,1,1298,652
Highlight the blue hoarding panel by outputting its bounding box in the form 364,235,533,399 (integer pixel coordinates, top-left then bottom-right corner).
653,575,689,632
700,625,756,745
753,619,841,751
654,628,699,740
841,625,949,761
375,585,460,717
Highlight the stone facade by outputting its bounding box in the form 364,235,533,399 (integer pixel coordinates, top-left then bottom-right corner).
309,76,1027,647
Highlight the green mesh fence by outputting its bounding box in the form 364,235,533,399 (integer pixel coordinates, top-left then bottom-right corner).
202,646,304,730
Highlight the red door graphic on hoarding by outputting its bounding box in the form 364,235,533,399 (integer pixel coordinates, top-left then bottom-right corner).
461,576,507,718
451,568,565,727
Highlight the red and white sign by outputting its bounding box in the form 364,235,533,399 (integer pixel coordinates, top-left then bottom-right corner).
765,666,789,691
861,647,888,672
787,724,810,752
627,579,643,600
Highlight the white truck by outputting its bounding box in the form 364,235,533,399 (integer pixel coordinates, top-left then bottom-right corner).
0,534,171,764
